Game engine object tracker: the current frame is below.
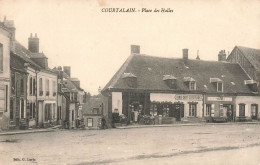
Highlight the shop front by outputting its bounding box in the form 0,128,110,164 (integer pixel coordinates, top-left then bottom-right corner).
204,95,236,122
150,93,203,123
235,96,260,121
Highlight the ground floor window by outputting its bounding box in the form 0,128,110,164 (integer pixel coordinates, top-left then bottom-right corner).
251,104,258,119
150,104,158,116
20,99,24,119
206,104,211,116
162,104,170,117
45,104,52,121
72,110,75,121
29,103,36,119
239,104,245,117
10,99,14,120
189,103,197,117
87,118,93,127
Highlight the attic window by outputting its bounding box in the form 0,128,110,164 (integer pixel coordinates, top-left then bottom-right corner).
122,73,137,88
244,80,258,92
163,75,177,89
210,78,223,92
184,77,196,90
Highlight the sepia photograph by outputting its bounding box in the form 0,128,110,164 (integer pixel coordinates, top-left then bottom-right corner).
0,0,260,164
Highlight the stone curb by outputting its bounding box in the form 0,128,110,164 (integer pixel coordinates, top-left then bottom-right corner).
115,122,260,129
0,129,56,136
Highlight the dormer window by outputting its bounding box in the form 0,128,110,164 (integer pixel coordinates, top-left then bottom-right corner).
217,82,223,92
184,77,196,90
244,80,258,92
163,75,177,89
122,73,137,88
210,78,223,92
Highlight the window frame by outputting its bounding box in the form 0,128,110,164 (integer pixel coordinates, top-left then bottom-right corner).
239,104,246,117
217,82,223,92
0,43,3,72
189,103,197,117
87,118,93,127
189,81,196,90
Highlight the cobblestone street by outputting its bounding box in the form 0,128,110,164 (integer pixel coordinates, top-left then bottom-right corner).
0,124,260,165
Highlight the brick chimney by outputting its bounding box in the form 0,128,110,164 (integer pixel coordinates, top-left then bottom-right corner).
218,50,226,62
131,45,140,54
63,66,71,77
28,33,39,53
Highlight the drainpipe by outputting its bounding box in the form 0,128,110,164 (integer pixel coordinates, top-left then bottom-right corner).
35,70,40,127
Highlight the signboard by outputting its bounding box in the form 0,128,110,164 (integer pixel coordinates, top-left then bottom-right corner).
207,97,232,102
175,95,202,101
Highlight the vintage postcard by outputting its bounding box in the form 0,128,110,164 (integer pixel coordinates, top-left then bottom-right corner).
0,0,260,164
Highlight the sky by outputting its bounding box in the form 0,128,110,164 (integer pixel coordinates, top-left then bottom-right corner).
0,0,260,95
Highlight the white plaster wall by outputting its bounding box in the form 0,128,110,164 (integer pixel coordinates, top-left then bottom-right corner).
236,96,260,117
37,71,57,101
112,92,122,115
0,28,10,78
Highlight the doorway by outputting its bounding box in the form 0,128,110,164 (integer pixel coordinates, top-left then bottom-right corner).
170,103,184,121
251,104,258,120
224,104,233,121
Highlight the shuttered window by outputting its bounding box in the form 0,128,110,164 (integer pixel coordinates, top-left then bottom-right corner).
0,43,3,72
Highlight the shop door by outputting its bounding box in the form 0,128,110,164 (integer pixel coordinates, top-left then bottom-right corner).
225,105,233,121
172,104,184,121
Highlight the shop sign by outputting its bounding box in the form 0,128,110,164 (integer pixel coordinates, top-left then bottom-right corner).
207,97,232,101
175,95,202,101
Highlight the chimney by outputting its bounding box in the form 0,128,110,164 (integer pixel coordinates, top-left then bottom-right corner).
28,33,39,53
218,50,226,62
63,66,71,77
3,19,16,50
131,45,140,54
182,49,188,60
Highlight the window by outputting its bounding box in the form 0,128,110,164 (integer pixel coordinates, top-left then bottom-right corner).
39,78,43,96
72,110,75,121
21,78,24,95
251,104,258,120
239,104,245,117
87,118,93,127
33,78,36,96
217,82,223,92
219,104,224,117
11,73,15,95
150,104,158,116
30,77,33,95
206,104,211,116
190,81,196,90
189,103,197,117
93,108,99,114
20,99,24,118
10,99,14,120
0,43,3,72
0,85,8,113
45,104,51,121
53,81,56,96
46,79,49,96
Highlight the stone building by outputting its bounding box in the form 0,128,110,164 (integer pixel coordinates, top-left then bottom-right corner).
102,45,260,126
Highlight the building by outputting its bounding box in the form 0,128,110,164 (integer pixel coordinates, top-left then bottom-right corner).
227,46,260,121
0,19,11,130
102,45,260,126
82,95,103,129
53,66,85,129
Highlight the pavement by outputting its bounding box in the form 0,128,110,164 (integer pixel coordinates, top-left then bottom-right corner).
0,128,56,136
115,121,260,129
0,122,259,135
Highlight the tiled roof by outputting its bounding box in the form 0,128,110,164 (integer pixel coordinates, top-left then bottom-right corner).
237,46,260,71
12,41,41,69
103,54,253,94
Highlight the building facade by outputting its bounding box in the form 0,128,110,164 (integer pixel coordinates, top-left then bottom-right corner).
102,45,260,126
0,21,11,130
